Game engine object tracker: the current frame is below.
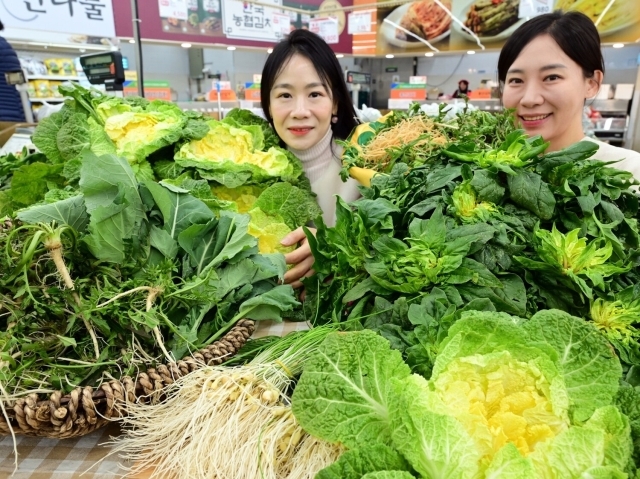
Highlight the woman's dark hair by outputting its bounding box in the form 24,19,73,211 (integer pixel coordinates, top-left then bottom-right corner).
497,11,604,86
0,19,4,31
261,29,358,141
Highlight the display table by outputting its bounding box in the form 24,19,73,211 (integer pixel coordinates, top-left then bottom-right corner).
0,423,127,478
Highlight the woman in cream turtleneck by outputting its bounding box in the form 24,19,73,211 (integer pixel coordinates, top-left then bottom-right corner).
252,30,361,337
260,29,361,290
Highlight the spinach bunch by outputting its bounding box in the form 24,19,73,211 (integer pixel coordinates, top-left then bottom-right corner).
305,131,640,375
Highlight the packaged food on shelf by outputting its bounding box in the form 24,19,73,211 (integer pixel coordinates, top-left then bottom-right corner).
50,81,63,98
44,58,63,75
19,57,48,76
26,81,37,98
33,79,52,98
59,58,76,76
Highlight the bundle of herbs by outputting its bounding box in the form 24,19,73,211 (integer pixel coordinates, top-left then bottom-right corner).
305,127,640,380
339,102,516,180
0,149,301,409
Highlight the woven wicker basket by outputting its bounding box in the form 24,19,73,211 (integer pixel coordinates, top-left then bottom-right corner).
0,319,255,439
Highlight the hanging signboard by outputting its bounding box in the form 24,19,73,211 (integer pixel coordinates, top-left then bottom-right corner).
0,0,115,37
518,0,554,19
114,0,355,54
310,17,339,44
223,0,285,42
158,0,189,20
348,11,371,34
272,12,292,37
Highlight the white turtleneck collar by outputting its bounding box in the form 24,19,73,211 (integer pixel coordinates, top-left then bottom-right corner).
287,127,337,184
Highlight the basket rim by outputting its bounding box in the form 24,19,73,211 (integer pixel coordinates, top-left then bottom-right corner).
0,319,256,438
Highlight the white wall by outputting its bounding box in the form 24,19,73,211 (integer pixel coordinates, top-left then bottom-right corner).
417,51,499,98
602,46,640,87
202,49,268,90
120,42,191,101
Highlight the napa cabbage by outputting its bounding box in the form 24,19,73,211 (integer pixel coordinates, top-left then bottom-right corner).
292,310,630,479
175,119,296,188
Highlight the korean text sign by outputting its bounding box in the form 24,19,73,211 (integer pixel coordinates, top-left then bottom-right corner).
0,0,116,37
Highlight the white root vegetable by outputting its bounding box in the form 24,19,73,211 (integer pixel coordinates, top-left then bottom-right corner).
45,232,100,360
107,366,343,479
104,326,344,479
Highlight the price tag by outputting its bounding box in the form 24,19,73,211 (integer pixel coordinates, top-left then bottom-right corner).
272,12,291,36
310,17,339,44
158,0,188,20
212,80,232,91
410,76,427,85
347,11,371,34
518,0,554,18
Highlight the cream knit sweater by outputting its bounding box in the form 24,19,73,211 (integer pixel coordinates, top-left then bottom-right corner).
288,127,361,227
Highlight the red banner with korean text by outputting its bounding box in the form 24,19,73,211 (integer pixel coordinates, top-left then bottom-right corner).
112,0,353,53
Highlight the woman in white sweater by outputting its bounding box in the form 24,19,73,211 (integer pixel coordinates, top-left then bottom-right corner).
260,29,361,289
253,30,361,337
498,11,640,178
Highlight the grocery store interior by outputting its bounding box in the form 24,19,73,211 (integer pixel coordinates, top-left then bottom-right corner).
2,0,640,152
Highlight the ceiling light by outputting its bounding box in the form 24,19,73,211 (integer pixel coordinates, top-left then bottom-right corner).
336,54,344,58
227,46,236,51
612,43,624,48
181,42,192,48
425,52,434,57
267,48,273,53
129,39,135,44
386,54,394,59
467,50,475,54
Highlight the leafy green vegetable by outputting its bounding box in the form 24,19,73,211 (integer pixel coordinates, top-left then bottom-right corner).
17,194,88,232
253,182,322,229
145,180,214,240
361,472,416,479
292,329,411,448
31,108,69,164
79,153,147,263
615,383,640,474
103,100,186,166
223,107,281,150
316,445,413,479
507,170,555,220
450,180,497,223
9,162,65,207
293,310,629,479
311,119,640,373
175,120,296,187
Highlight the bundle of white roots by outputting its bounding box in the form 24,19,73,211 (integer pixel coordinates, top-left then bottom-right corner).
107,364,344,478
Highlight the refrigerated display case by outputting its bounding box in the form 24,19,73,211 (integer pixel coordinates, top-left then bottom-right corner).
588,99,631,148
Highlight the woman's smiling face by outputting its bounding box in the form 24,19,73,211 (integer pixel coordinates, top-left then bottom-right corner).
269,53,336,151
501,34,602,152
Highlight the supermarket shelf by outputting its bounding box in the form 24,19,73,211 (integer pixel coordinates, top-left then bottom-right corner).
27,75,81,81
29,97,66,103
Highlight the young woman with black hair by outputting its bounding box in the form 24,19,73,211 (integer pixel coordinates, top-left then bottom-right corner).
498,11,640,178
260,29,360,290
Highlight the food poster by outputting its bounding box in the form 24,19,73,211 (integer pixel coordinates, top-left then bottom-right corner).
449,0,640,50
150,0,353,52
375,0,640,55
375,0,453,55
